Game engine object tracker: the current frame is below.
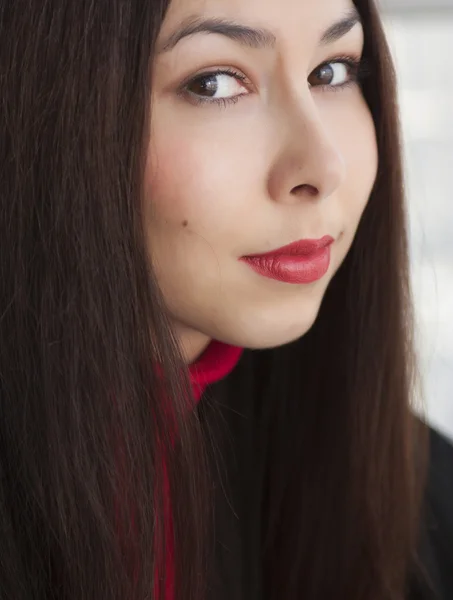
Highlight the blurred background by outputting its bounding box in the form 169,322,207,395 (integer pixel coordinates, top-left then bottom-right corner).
380,0,453,439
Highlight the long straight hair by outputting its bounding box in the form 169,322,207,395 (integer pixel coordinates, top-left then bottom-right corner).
0,1,429,600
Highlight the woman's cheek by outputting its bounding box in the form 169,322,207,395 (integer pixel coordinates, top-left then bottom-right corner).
146,124,265,232
145,136,204,222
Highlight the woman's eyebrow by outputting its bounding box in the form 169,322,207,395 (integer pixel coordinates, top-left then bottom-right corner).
157,7,362,54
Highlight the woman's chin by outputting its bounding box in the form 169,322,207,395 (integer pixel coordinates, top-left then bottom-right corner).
206,306,321,351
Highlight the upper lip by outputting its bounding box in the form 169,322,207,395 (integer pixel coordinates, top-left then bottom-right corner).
243,235,334,258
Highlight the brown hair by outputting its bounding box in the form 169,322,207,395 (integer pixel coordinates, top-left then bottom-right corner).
0,0,429,599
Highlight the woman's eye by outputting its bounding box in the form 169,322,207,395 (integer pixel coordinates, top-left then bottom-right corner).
183,70,249,105
308,59,360,89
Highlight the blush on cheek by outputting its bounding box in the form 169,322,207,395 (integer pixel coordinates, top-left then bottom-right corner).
146,142,210,223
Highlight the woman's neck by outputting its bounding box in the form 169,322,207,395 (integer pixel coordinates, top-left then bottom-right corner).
176,325,211,364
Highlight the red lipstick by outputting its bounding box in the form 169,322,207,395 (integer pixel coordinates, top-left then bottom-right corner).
240,235,334,284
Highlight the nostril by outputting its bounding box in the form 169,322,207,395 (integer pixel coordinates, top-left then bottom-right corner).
291,183,319,197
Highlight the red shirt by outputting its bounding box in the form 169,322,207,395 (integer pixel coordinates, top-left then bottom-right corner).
159,341,243,600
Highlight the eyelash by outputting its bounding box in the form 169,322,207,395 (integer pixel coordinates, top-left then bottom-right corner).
179,55,370,108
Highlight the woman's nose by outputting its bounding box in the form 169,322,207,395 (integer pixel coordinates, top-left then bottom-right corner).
267,98,346,205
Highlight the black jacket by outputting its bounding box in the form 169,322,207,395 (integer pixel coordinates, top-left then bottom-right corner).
413,426,453,599
197,348,453,600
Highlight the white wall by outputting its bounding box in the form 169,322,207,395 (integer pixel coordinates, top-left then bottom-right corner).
383,11,453,440
381,0,453,9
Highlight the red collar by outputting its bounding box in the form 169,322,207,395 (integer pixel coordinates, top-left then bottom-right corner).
188,340,243,401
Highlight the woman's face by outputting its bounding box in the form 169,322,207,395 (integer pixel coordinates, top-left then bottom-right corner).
146,0,378,361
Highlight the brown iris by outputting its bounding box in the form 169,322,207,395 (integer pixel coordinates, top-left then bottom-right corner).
308,63,337,87
188,74,218,98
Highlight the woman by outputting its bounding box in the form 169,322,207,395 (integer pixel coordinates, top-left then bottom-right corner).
1,0,452,598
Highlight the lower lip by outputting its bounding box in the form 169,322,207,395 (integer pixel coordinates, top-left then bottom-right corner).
241,246,332,284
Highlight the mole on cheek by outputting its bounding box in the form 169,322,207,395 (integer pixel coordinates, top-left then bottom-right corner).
182,220,188,228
